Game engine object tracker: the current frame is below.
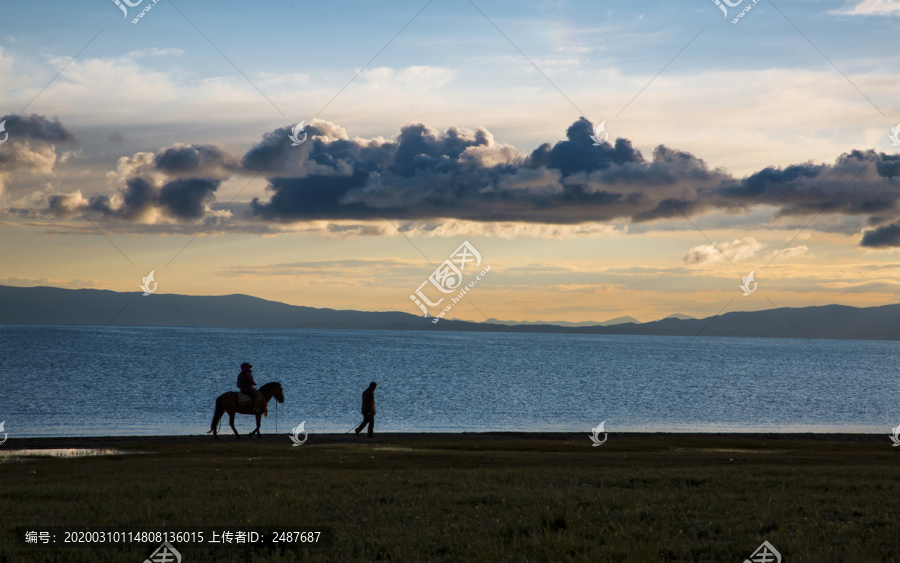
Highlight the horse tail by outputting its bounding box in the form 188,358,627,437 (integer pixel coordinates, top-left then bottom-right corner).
208,395,223,434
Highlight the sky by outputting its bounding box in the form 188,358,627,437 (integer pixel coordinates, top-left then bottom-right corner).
1,0,900,325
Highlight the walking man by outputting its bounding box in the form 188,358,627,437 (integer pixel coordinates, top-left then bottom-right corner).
355,382,377,438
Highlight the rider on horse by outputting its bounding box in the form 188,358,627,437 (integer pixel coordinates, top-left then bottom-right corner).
237,362,263,414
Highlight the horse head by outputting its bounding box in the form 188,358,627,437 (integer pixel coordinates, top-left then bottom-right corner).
261,381,284,404
273,382,284,404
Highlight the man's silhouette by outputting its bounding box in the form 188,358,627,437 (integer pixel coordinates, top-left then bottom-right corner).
237,362,263,414
355,382,377,438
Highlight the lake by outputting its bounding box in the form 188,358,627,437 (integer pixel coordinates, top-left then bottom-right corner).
1,325,897,437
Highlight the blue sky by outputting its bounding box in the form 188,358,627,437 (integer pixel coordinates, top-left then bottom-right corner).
2,0,900,324
4,0,897,163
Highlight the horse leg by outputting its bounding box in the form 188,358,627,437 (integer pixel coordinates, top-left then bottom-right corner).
253,413,262,438
229,411,239,439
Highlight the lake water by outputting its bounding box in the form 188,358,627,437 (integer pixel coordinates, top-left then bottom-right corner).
1,325,897,437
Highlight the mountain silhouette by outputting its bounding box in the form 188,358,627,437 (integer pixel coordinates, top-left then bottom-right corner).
2,285,899,340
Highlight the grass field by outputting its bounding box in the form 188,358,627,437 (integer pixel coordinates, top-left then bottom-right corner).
1,433,898,562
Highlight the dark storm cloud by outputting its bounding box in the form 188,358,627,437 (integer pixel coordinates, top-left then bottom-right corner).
860,223,900,248
39,140,231,221
0,114,77,172
154,144,240,176
21,115,900,247
528,118,641,172
158,178,220,219
252,174,372,220
876,154,900,179
79,177,156,219
242,127,294,172
244,121,900,247
120,177,157,218
712,150,900,219
62,176,220,221
0,114,77,144
250,117,732,224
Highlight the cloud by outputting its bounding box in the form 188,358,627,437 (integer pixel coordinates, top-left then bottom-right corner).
83,176,221,221
829,0,900,16
158,178,221,219
47,190,90,218
1,43,896,183
153,144,240,177
0,114,78,195
218,258,418,278
682,237,763,266
772,245,809,260
246,121,900,238
11,115,900,249
0,277,101,289
125,47,184,57
250,118,730,225
0,114,77,144
860,223,900,247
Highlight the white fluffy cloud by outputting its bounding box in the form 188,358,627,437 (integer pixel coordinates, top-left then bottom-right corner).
1,44,897,179
682,237,763,266
830,0,900,16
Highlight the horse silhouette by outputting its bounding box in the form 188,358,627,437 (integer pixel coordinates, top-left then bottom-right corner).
208,381,284,439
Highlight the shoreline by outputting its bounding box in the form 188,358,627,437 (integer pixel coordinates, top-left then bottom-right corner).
1,431,889,449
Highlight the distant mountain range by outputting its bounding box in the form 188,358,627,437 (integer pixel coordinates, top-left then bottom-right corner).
1,284,899,340
486,314,694,327
487,316,641,327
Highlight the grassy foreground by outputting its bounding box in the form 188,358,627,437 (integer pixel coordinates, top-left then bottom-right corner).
1,433,898,562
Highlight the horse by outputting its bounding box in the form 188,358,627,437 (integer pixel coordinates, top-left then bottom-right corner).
208,381,285,439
